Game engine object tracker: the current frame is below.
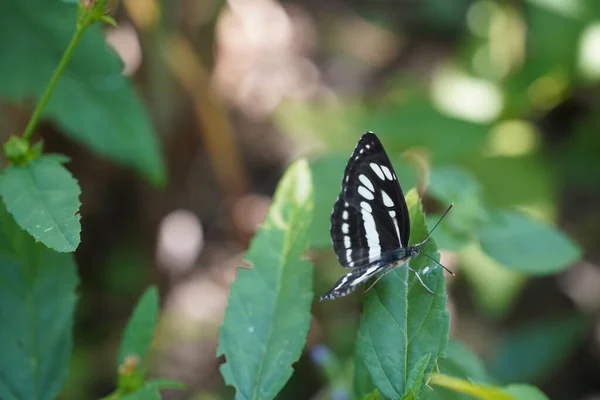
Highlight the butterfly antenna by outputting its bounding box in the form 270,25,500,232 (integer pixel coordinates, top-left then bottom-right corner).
422,252,455,276
416,202,454,246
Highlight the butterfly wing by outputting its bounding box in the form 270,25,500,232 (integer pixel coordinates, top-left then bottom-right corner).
330,131,411,270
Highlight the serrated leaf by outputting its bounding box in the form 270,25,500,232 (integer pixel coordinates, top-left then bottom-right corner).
117,286,159,369
487,313,588,384
356,189,450,399
406,353,431,398
479,210,581,274
0,155,81,252
217,159,314,400
0,0,165,184
0,203,79,400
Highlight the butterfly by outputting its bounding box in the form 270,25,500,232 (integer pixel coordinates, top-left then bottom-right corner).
320,131,453,301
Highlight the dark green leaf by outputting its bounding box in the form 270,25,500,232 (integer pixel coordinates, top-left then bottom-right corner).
479,210,581,274
356,189,450,399
0,204,79,400
117,286,160,369
218,159,314,400
0,0,165,184
487,313,588,384
353,347,376,399
0,155,81,252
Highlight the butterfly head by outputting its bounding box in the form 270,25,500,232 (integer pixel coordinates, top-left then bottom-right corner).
407,245,421,259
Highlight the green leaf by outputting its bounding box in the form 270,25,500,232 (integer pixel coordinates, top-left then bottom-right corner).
0,203,79,400
120,386,160,400
487,313,589,384
430,375,550,400
144,378,187,390
217,159,314,400
478,210,581,274
353,347,377,399
356,189,450,399
429,339,492,400
0,0,165,184
429,374,512,400
428,165,487,251
117,286,160,369
0,155,81,252
503,384,549,400
406,353,431,398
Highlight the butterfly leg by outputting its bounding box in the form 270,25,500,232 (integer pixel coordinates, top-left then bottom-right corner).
406,265,434,294
363,265,395,295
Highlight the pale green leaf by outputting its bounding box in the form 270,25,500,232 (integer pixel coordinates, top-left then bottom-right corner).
217,159,314,400
0,204,79,400
117,286,159,369
0,155,81,252
479,210,581,274
0,0,165,184
429,374,512,400
430,374,550,400
356,189,450,399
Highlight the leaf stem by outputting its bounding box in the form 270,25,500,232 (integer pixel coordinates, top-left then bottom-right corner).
22,26,85,141
21,1,107,142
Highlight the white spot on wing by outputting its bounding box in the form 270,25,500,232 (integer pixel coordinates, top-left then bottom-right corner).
342,223,349,233
358,174,374,192
358,186,374,200
346,249,353,262
342,210,349,220
360,201,372,213
344,236,351,248
381,189,394,207
381,165,393,180
369,163,385,180
361,208,380,262
388,210,402,244
352,264,382,285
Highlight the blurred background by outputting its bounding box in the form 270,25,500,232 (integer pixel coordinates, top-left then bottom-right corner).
3,0,600,399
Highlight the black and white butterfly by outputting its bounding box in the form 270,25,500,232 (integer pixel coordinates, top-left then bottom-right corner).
320,131,453,301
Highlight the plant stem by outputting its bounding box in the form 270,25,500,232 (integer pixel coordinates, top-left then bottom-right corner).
21,22,88,141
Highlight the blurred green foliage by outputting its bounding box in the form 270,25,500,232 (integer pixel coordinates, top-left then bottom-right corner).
0,0,597,399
